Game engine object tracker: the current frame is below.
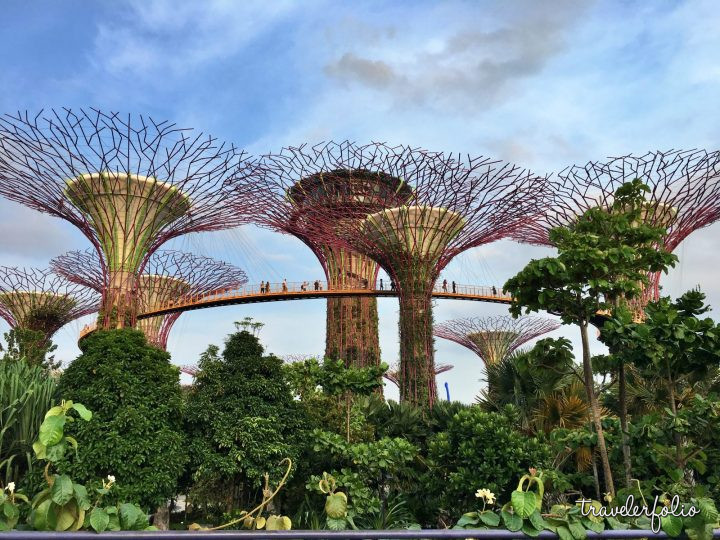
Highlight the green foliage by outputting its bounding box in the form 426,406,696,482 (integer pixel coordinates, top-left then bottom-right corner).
478,338,577,433
1,328,58,369
0,360,56,487
308,430,419,521
421,406,551,520
184,329,308,511
56,329,186,510
602,291,720,494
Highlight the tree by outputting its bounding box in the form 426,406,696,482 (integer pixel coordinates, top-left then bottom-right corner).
477,338,578,434
1,329,58,369
503,179,677,495
184,328,308,513
601,290,720,492
56,329,186,510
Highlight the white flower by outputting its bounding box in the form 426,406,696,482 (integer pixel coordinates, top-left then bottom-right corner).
6,482,15,493
106,475,116,484
475,488,496,504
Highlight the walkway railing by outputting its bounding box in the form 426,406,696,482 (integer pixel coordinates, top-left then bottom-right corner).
77,281,511,340
139,281,511,318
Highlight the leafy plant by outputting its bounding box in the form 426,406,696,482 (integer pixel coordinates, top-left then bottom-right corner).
0,360,56,487
57,328,186,509
25,400,155,533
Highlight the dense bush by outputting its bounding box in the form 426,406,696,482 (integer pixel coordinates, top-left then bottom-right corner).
420,406,551,522
56,329,186,510
184,329,308,513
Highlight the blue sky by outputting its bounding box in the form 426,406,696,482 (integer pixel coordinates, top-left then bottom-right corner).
1,0,719,402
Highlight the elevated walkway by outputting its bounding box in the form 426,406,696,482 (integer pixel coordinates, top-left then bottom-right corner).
78,281,511,341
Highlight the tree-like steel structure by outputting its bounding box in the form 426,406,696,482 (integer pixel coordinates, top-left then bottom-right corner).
434,315,560,366
51,249,247,348
0,108,253,329
511,150,720,304
0,267,98,343
243,142,547,407
237,141,414,370
383,363,453,389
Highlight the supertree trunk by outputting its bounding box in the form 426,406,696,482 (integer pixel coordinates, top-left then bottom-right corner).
323,245,380,368
102,269,139,329
397,281,436,406
326,296,380,368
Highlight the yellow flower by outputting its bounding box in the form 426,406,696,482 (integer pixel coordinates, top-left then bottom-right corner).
475,488,496,505
604,492,613,503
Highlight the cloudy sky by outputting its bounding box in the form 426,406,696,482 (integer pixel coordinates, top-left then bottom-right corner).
1,0,719,402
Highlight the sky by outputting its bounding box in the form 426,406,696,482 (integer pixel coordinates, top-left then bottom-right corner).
0,0,719,403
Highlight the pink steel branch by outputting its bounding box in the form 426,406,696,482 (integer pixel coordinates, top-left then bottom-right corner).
511,149,720,302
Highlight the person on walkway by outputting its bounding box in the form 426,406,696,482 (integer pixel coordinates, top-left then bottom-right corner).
265,280,271,293
442,279,448,292
260,281,265,294
282,279,288,292
452,281,457,293
314,280,319,291
492,285,497,296
390,279,395,291
379,278,384,290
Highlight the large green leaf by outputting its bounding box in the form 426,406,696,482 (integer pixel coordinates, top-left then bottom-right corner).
51,475,74,505
325,492,348,519
511,490,537,518
479,511,501,527
30,498,57,531
119,503,143,530
55,501,79,531
71,403,92,421
89,507,110,533
73,484,90,511
326,517,346,531
39,414,65,446
661,515,684,538
501,509,523,532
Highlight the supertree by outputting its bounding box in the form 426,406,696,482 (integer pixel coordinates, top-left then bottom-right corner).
434,315,560,366
243,142,547,407
512,150,720,304
51,249,247,348
0,266,99,346
236,141,414,370
0,108,253,329
383,363,453,389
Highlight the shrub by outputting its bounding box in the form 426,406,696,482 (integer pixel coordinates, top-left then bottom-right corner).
0,360,56,487
419,406,551,523
184,329,308,513
56,329,186,510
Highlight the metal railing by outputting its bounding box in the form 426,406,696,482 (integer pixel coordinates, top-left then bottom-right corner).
2,528,717,539
77,281,512,340
141,281,511,317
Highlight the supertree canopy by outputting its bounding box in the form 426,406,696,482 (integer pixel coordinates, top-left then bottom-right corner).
511,149,720,303
0,267,98,342
0,108,253,329
243,142,547,407
383,363,453,389
434,315,560,366
238,141,414,371
51,249,247,348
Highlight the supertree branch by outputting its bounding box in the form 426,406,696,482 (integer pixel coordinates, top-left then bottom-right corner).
511,149,720,300
384,363,453,388
237,141,549,407
51,248,247,348
0,266,99,340
0,108,254,329
434,315,560,366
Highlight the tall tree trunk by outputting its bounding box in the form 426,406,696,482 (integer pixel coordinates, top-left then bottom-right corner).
580,320,615,495
154,503,170,530
398,287,436,408
618,362,633,487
